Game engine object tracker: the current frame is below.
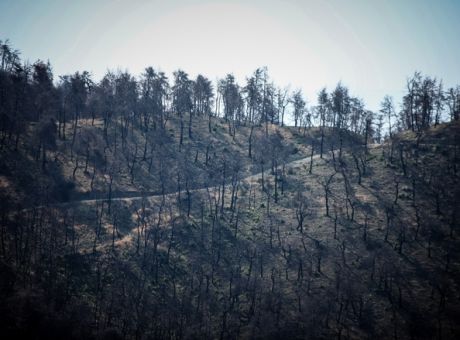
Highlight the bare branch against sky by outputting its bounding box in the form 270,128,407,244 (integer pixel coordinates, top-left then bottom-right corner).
1,0,459,111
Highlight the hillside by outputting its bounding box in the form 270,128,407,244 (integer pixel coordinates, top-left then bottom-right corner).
1,113,459,339
3,0,460,337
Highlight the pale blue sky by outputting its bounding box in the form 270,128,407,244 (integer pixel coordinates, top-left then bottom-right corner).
1,0,459,112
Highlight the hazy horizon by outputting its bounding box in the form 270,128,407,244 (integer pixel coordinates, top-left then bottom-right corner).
1,0,460,112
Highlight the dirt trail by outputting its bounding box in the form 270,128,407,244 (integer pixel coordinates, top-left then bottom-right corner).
20,153,325,212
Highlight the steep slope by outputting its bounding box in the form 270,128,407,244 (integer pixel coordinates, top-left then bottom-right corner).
1,118,459,339
0,115,304,205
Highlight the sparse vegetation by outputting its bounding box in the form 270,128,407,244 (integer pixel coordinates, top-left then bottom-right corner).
1,39,460,339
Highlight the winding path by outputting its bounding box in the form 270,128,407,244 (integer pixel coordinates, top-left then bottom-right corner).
21,153,325,212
